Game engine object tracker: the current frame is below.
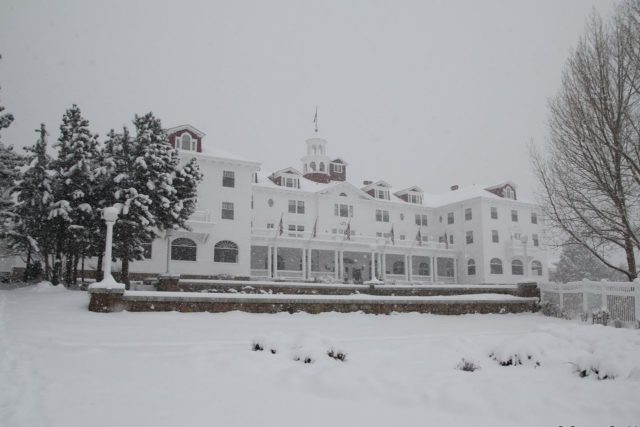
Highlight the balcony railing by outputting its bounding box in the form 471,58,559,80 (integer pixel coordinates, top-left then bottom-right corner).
251,228,456,250
187,210,213,223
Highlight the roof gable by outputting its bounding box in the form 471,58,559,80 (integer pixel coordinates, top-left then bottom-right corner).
165,124,206,138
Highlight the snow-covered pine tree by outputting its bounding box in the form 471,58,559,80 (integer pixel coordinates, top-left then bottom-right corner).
550,240,627,283
101,127,156,286
173,156,203,229
0,70,24,241
48,105,100,285
8,124,54,280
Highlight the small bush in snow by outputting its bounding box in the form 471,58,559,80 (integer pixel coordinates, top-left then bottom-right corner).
293,356,313,364
591,309,609,325
539,301,569,319
251,341,264,351
327,349,347,362
457,358,480,372
490,352,540,367
612,319,624,329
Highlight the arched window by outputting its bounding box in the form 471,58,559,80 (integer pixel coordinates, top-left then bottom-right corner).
171,238,197,261
393,261,405,275
467,259,476,275
180,133,193,151
511,259,523,275
312,146,317,155
214,240,238,263
531,260,543,276
339,192,347,197
319,162,325,172
418,262,430,276
490,258,503,274
310,161,316,171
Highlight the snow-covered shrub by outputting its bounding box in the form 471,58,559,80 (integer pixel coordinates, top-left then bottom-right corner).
327,348,347,362
456,358,480,372
489,335,545,367
251,341,264,351
573,353,619,380
539,300,566,318
591,309,609,325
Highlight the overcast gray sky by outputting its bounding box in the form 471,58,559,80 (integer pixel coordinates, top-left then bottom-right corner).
0,0,615,199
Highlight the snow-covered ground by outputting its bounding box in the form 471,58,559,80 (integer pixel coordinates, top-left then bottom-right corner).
1,283,639,427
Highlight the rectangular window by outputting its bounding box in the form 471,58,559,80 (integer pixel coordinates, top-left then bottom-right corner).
409,194,422,204
531,212,538,224
533,234,539,247
333,164,344,173
376,209,389,222
492,230,499,243
222,170,235,188
284,177,299,188
400,234,406,241
334,203,353,218
221,202,234,220
266,223,274,229
288,200,305,214
287,224,304,238
511,210,518,222
141,240,152,259
415,214,428,226
449,234,454,244
447,212,454,224
491,207,498,219
466,231,473,244
465,208,472,221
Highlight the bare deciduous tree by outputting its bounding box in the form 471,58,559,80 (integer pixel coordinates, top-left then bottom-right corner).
532,1,640,281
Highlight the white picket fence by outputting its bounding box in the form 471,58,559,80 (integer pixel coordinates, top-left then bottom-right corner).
540,279,640,322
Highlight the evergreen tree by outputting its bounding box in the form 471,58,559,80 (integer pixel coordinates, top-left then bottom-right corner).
49,105,100,285
0,58,23,240
8,124,54,280
550,241,627,283
102,127,156,285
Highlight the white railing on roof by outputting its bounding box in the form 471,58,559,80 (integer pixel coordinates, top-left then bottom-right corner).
540,280,640,322
251,228,456,251
188,210,212,223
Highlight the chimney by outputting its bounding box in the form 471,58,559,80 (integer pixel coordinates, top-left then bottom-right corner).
363,180,373,186
450,185,459,191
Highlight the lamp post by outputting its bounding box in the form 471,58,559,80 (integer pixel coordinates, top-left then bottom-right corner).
101,206,119,283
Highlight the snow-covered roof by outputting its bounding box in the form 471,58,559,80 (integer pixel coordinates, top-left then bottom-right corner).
422,184,504,207
165,124,206,138
361,180,392,192
331,158,349,166
394,186,424,195
270,167,302,177
196,145,257,164
484,180,517,191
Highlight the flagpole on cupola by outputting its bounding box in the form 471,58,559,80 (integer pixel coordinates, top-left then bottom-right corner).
313,105,319,133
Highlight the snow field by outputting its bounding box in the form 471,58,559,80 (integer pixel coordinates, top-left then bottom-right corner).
1,283,640,427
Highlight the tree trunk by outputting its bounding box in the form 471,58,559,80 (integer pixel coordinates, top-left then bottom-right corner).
72,253,79,285
43,251,50,281
122,244,130,290
23,244,32,282
81,252,85,286
624,236,637,281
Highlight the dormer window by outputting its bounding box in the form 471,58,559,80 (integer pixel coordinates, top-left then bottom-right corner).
408,193,422,204
310,162,317,172
504,186,515,199
283,177,299,188
319,162,325,172
333,164,344,173
179,133,196,151
376,189,390,200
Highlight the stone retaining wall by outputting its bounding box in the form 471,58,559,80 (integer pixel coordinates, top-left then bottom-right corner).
88,288,538,315
160,277,539,299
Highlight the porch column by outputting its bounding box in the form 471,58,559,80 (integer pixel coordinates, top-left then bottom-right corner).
267,246,272,278
370,251,376,280
273,246,278,279
381,253,386,279
454,258,458,283
301,247,307,280
334,250,339,280
339,250,344,281
434,256,439,283
408,255,413,282
404,254,409,282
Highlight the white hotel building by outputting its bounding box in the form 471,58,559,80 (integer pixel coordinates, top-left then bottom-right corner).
127,125,548,285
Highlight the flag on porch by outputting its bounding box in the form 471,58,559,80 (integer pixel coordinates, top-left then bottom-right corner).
344,220,351,241
312,216,318,238
278,214,284,236
416,229,422,246
390,225,395,245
